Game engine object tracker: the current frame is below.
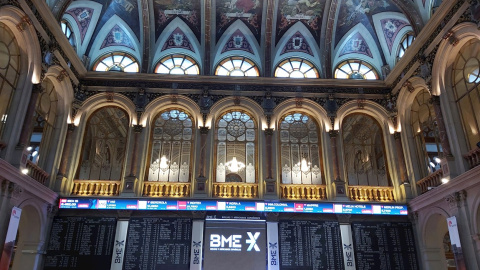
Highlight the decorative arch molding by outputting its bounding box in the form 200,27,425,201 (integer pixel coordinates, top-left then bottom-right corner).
273,22,321,76
372,12,413,69
88,15,141,69
431,23,480,97
152,17,202,72
335,100,394,133
272,98,329,131
43,65,75,121
73,92,136,127
419,207,450,247
397,76,429,130
333,23,383,75
0,6,42,84
213,20,261,74
141,95,201,128
61,0,103,57
208,97,265,129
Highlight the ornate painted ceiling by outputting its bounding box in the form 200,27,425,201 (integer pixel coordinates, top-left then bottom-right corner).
46,0,442,79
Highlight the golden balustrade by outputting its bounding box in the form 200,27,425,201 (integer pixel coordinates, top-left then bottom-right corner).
280,184,326,200
26,160,49,185
464,148,480,169
71,180,121,196
213,183,258,198
143,182,191,197
416,169,443,194
348,185,395,202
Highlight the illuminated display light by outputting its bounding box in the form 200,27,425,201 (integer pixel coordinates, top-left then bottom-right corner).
59,198,408,216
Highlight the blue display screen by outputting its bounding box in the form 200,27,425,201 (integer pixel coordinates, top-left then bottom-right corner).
59,198,408,216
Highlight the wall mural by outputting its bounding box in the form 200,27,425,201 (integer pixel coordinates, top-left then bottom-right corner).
65,7,94,45
275,0,326,45
216,0,263,43
100,24,136,50
339,32,372,58
161,27,196,52
153,0,202,42
221,29,255,54
335,0,401,47
280,31,314,56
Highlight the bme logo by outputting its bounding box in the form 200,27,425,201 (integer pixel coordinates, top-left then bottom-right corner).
210,232,260,252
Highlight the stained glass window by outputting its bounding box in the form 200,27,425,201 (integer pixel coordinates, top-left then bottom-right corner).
155,54,199,75
147,109,193,182
93,52,139,72
274,58,319,78
334,60,378,80
215,57,259,77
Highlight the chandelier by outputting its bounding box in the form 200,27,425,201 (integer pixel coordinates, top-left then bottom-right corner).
225,142,245,173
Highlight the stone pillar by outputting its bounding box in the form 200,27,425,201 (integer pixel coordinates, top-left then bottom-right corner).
57,124,76,177
195,127,209,197
394,132,413,200
329,130,346,199
430,96,452,157
446,191,479,270
17,84,42,148
123,125,143,195
54,124,75,194
0,179,15,257
264,128,276,198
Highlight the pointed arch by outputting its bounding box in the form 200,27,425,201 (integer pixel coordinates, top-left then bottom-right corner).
214,20,261,74
333,23,383,76
273,21,322,76
61,0,103,57
372,12,413,69
153,17,202,72
88,15,141,69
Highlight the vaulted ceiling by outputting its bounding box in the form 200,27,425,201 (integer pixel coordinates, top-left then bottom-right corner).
46,0,442,79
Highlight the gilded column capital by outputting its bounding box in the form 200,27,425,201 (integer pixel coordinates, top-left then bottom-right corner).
200,126,210,134
328,130,339,138
133,124,143,133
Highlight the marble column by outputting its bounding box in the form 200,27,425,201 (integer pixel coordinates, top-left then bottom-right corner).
0,179,15,257
394,132,409,184
123,125,143,194
430,96,452,157
329,130,346,198
17,84,43,148
264,128,276,196
57,124,76,177
195,127,209,196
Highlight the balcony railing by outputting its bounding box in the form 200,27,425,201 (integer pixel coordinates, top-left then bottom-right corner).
464,148,480,169
348,185,395,202
280,184,327,200
416,169,443,194
143,182,191,197
71,180,121,196
26,160,49,185
213,183,258,198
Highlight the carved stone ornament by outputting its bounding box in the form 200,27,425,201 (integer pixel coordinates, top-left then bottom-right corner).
444,190,467,209
106,91,114,102
16,15,32,32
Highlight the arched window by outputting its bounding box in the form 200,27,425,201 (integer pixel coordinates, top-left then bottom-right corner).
342,114,390,186
279,112,322,184
146,109,194,182
397,33,415,61
0,22,21,138
155,54,199,75
27,80,58,167
77,107,129,180
274,58,319,78
215,111,256,183
61,20,76,49
334,60,378,80
411,89,442,177
93,52,139,72
452,39,480,151
215,56,259,77
431,0,443,15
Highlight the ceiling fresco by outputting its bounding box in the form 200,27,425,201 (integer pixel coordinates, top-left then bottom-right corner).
153,0,202,42
275,0,326,45
53,0,439,77
216,0,264,43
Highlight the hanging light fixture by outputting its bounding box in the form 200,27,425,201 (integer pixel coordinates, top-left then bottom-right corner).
225,142,245,173
300,157,311,172
159,155,169,171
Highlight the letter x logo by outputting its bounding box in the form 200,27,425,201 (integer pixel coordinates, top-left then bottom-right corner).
246,232,260,251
